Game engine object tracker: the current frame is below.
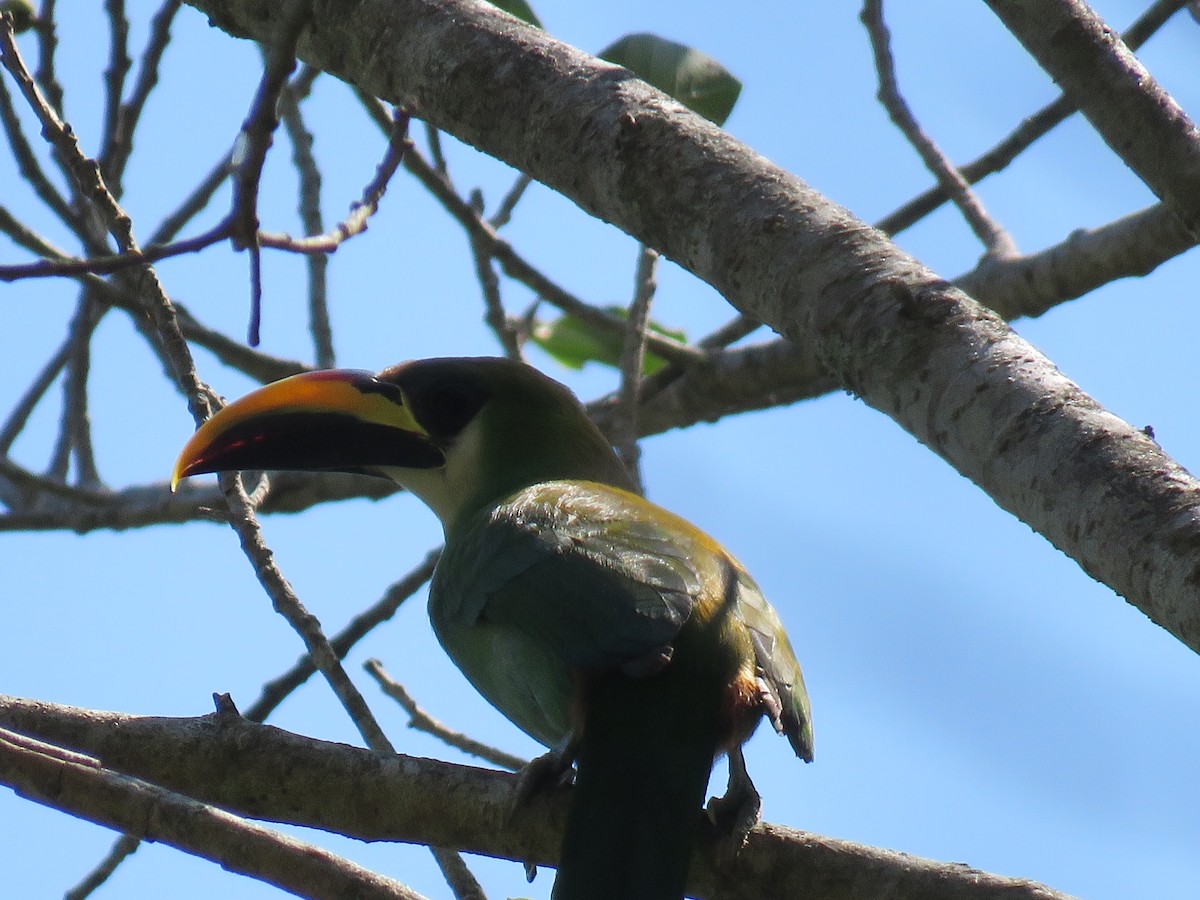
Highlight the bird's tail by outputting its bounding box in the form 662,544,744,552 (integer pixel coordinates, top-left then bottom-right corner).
552,655,724,900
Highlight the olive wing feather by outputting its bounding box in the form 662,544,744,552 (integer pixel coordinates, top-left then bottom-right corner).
433,483,702,676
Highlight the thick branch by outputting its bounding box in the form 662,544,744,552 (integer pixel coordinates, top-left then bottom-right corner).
0,725,427,900
0,695,1077,900
179,0,1200,654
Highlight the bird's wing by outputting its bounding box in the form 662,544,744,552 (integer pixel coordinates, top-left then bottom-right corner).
732,564,814,761
434,481,702,677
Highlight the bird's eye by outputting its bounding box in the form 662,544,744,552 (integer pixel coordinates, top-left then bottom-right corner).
418,379,488,439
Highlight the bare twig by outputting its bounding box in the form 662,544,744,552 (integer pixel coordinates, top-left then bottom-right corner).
0,222,230,282
31,0,64,115
468,188,522,358
862,0,1017,258
0,33,79,232
956,200,1197,318
98,0,132,194
0,203,61,257
365,658,527,772
148,148,235,245
430,846,488,900
244,548,441,722
489,172,533,229
984,0,1200,236
874,0,1191,236
63,834,140,900
256,109,411,255
697,315,761,350
100,0,184,195
228,0,313,343
70,547,442,898
0,11,212,419
58,292,103,487
220,473,396,755
356,93,700,368
0,305,104,457
425,121,447,174
227,0,310,250
277,71,333,367
614,245,658,491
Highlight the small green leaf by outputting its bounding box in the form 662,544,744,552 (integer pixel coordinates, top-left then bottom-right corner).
487,0,542,29
599,33,741,126
531,307,686,375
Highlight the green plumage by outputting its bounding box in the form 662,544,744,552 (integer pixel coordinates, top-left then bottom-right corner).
554,630,730,900
172,357,812,900
432,478,810,899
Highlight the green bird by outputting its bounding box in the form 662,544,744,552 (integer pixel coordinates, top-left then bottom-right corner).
173,357,812,900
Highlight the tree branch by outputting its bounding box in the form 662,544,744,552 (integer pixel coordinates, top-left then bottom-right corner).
0,695,1079,900
982,0,1200,236
173,0,1200,652
861,0,1017,257
0,724,429,900
873,0,1192,236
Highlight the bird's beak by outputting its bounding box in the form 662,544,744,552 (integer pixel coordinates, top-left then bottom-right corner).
171,369,443,490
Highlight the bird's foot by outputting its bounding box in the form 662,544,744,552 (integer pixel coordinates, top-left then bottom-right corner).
510,736,577,820
514,745,575,800
706,747,762,855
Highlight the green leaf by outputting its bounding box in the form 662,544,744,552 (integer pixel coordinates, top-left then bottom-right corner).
487,0,542,29
599,33,742,126
531,307,686,375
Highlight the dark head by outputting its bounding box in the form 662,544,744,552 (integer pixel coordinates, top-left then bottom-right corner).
173,357,635,529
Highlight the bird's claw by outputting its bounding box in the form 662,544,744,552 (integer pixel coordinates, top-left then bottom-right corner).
705,747,762,855
509,737,577,826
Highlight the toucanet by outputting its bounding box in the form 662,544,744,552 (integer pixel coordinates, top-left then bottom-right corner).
173,357,812,900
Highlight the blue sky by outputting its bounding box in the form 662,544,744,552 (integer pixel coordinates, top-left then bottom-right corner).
3,2,1200,898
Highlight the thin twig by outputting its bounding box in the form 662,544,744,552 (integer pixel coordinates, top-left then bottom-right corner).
68,549,442,899
698,314,761,350
98,0,131,195
228,0,311,251
31,0,64,116
365,658,527,772
0,10,213,433
862,0,1017,258
0,36,79,233
221,474,396,755
244,549,441,722
489,172,533,228
356,93,701,368
874,0,1189,235
984,0,1200,236
0,203,60,257
56,292,103,487
1,22,136,254
63,834,140,900
148,149,235,245
0,306,104,457
100,0,184,194
277,71,333,367
614,245,658,491
0,222,230,281
425,121,448,174
255,110,411,255
468,188,523,359
430,846,488,900
228,0,313,344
